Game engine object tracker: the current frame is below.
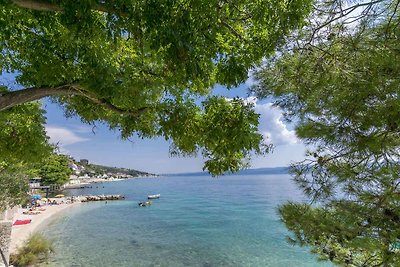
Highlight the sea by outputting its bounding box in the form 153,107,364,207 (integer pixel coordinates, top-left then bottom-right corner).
40,173,334,267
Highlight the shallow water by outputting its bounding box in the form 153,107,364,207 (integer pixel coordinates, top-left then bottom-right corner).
40,174,333,267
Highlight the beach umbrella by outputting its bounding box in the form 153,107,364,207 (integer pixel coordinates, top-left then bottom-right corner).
31,195,42,199
55,194,65,198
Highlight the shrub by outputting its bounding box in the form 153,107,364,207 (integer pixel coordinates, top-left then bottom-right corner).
10,233,54,266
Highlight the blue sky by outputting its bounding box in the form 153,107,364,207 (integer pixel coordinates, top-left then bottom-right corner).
43,83,307,174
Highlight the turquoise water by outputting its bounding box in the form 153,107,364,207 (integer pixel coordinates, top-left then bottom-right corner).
41,174,333,267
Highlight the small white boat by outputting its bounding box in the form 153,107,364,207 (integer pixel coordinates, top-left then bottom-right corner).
147,194,160,199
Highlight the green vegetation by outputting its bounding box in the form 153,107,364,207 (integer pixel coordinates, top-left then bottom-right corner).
86,163,151,177
253,0,400,265
0,99,52,166
0,166,29,212
0,0,313,176
10,233,54,267
38,154,72,185
0,100,51,211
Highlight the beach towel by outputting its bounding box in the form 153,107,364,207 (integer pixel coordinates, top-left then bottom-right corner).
13,219,32,226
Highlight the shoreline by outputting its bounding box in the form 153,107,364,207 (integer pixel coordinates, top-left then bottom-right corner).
63,175,161,189
9,200,81,254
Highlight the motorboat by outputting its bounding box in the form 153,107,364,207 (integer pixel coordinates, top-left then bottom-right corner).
147,194,160,199
138,201,152,207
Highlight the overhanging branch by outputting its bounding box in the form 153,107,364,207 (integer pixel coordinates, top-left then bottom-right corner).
67,84,142,115
0,84,147,117
12,0,62,12
12,0,127,16
0,84,80,111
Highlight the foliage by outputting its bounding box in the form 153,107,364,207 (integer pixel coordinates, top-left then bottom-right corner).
10,233,54,267
161,96,272,175
0,95,51,165
0,166,29,212
0,97,51,210
38,154,72,185
253,0,400,265
0,0,313,175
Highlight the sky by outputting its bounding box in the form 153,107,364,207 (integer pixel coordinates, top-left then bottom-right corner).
43,82,307,174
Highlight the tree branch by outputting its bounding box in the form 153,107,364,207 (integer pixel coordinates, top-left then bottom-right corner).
12,0,127,16
305,0,385,46
220,20,246,41
12,0,63,12
67,84,145,116
0,84,79,111
0,84,147,117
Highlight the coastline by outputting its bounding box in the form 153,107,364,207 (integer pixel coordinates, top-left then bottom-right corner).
9,200,81,254
63,175,161,189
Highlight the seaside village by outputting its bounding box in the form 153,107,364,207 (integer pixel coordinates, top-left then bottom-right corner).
0,157,153,267
66,158,140,187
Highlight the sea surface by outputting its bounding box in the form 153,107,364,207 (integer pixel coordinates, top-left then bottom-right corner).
40,174,334,267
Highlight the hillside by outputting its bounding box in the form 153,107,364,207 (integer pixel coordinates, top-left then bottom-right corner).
70,159,155,178
87,163,152,177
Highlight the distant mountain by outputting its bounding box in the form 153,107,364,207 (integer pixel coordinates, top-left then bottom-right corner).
167,167,289,177
232,167,289,175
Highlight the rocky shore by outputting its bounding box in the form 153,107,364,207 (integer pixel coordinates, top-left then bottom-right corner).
79,194,125,202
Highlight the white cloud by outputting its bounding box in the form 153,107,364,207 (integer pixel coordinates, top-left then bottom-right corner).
46,126,89,147
254,101,298,146
245,70,257,88
72,125,94,134
244,96,257,105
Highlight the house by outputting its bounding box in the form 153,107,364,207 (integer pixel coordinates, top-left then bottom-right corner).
80,159,89,165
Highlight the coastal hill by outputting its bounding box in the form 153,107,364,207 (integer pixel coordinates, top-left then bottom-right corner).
84,163,152,177
69,158,154,179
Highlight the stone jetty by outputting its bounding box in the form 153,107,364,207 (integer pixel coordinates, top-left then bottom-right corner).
79,195,125,202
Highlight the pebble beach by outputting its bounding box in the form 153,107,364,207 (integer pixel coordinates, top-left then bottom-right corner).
9,199,81,254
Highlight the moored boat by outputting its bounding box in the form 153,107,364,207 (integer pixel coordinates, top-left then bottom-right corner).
138,201,152,207
147,194,160,199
